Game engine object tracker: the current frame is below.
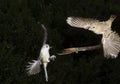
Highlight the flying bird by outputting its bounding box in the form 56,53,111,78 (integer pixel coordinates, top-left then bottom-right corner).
66,15,120,58
26,24,56,81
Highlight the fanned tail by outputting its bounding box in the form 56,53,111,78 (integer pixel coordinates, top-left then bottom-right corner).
102,30,120,58
26,60,41,75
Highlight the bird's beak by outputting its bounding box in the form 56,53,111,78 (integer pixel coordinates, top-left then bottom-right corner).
50,47,52,49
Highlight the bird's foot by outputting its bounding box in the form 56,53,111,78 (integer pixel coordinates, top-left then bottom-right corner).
50,55,56,61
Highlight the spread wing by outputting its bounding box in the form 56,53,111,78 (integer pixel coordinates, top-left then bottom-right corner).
102,30,120,58
41,24,48,45
26,60,41,75
66,17,99,29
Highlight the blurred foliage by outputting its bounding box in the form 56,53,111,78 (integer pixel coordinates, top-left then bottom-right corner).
0,0,120,84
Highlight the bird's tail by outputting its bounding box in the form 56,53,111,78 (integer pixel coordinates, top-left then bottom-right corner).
105,15,117,27
102,30,120,58
43,62,48,82
26,60,41,75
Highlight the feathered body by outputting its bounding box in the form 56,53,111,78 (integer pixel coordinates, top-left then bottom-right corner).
26,44,50,81
26,24,56,82
66,15,120,58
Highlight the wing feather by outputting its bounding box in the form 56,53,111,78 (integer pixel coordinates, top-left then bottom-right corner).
66,17,99,29
26,60,41,75
102,31,120,58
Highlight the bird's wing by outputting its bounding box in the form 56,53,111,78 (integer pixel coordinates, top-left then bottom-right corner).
26,60,41,75
102,30,120,58
41,24,48,45
66,17,99,29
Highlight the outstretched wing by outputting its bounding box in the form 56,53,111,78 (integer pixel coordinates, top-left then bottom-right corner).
66,16,99,29
41,24,48,45
102,30,120,58
26,60,41,75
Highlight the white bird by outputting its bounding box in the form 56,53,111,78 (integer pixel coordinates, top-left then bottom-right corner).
66,15,120,58
26,24,56,81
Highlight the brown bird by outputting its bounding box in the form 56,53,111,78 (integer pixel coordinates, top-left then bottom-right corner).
66,15,120,58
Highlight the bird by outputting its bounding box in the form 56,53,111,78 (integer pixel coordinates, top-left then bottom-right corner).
26,24,56,82
66,15,120,58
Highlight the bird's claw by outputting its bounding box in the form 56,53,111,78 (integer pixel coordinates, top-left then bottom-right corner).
50,55,56,61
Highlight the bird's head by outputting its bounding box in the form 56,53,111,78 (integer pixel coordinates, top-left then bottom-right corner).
87,23,96,32
87,22,108,34
43,44,51,50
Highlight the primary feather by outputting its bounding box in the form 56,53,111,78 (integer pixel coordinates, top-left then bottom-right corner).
102,30,120,58
41,24,48,45
26,60,41,75
66,16,99,29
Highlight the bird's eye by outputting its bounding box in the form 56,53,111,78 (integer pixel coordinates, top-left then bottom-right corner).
93,27,95,28
46,45,49,48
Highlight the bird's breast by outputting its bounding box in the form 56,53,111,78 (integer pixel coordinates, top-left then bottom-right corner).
40,52,50,63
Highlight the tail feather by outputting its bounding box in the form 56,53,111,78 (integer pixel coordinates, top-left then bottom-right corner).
102,30,120,58
26,60,41,75
43,63,48,82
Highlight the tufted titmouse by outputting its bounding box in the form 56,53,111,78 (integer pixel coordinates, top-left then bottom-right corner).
26,24,56,81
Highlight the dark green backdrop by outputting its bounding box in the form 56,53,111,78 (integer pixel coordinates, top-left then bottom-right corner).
0,0,120,84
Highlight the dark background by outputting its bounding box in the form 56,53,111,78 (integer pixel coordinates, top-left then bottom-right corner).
0,0,120,84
